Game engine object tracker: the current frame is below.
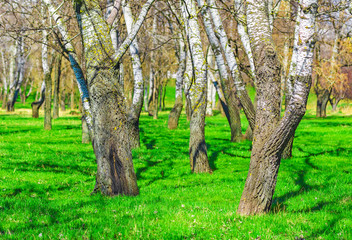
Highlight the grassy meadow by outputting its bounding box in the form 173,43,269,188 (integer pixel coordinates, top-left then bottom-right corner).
0,87,352,239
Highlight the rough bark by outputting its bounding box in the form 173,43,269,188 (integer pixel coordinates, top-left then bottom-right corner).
182,0,211,173
45,0,154,195
53,55,62,119
237,0,317,215
168,34,186,129
316,89,330,117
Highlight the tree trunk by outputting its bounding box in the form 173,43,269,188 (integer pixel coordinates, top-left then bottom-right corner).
209,0,256,131
168,36,186,129
237,0,317,215
82,117,90,144
70,79,75,110
1,51,8,109
32,81,45,118
53,55,62,119
60,83,66,111
7,37,25,112
1,92,6,109
89,70,139,196
200,0,242,142
122,0,145,149
316,89,330,117
234,0,256,82
44,72,52,130
159,85,163,111
182,0,211,173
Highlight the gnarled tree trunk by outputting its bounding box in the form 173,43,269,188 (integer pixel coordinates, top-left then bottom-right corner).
237,0,317,215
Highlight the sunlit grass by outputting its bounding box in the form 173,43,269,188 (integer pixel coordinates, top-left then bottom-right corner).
0,87,352,239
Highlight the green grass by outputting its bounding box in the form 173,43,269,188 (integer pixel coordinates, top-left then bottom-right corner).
0,93,352,239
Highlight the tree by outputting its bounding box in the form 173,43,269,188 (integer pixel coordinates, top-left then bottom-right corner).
182,0,212,173
168,34,187,129
43,0,155,195
122,0,145,148
237,0,318,215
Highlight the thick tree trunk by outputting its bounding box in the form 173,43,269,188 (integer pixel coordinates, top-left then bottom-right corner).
43,0,154,195
182,0,211,173
237,0,317,215
72,0,155,195
168,35,186,129
89,70,139,196
53,55,62,119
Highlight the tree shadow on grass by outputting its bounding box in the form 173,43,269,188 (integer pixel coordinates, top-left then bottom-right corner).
1,160,95,177
272,147,350,213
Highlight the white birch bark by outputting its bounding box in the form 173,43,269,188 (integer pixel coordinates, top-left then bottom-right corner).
148,13,157,111
182,0,211,173
176,34,186,101
1,51,7,94
122,0,144,109
206,48,215,116
286,5,301,102
208,0,255,129
234,0,256,81
42,0,93,128
199,0,242,141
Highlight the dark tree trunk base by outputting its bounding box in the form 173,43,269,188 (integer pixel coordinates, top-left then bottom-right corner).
168,101,183,129
89,71,139,196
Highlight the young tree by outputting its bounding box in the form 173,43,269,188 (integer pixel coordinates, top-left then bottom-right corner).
182,0,212,173
168,34,187,129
